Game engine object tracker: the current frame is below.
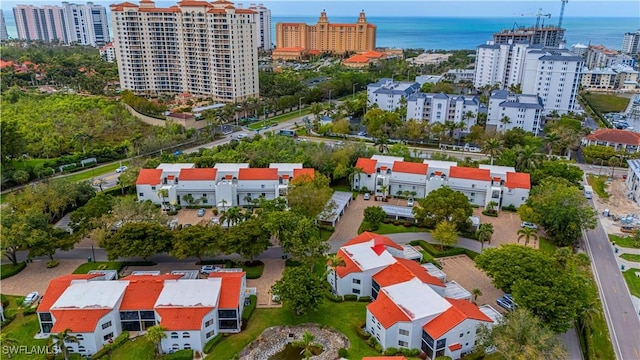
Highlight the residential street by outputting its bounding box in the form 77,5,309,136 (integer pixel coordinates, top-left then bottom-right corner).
583,202,640,360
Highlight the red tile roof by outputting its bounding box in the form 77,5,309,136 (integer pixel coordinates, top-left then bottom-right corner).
367,291,410,328
238,168,279,180
156,307,214,330
179,168,217,181
355,158,377,174
584,128,640,146
136,169,163,185
38,274,103,312
449,166,491,181
343,232,403,250
362,50,384,58
372,258,444,288
139,7,180,12
119,274,183,310
178,0,212,6
423,298,492,339
307,50,321,55
449,343,462,351
335,248,362,277
505,172,531,190
51,309,111,333
397,258,444,287
235,9,256,14
273,47,305,52
208,272,245,309
392,161,428,175
293,168,315,180
344,55,371,64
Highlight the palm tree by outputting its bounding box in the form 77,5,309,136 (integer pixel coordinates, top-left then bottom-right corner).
515,145,542,172
579,299,600,333
49,328,79,360
476,223,494,252
326,254,345,295
309,102,325,122
145,325,167,358
482,138,503,165
517,227,538,247
544,132,562,157
293,331,321,360
499,115,511,129
472,288,483,304
375,136,389,153
455,120,467,145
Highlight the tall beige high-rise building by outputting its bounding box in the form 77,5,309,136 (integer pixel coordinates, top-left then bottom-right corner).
110,0,259,102
273,10,376,59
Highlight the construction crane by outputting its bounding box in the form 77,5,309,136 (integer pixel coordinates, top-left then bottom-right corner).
521,8,551,30
558,0,568,29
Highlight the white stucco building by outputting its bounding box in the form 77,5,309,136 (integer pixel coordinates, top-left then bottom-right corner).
246,3,271,50
37,272,247,356
353,156,531,209
486,90,544,135
626,159,640,207
136,163,315,209
406,93,480,126
367,78,421,111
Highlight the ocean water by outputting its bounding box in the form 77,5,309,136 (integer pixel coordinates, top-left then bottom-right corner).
2,11,638,50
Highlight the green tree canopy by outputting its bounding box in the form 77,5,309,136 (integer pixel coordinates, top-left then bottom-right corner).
271,266,325,315
170,224,223,261
432,221,459,250
413,186,472,230
224,218,271,262
363,206,386,228
287,173,333,219
101,222,174,261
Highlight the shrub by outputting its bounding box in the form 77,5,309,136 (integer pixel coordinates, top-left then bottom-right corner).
393,221,400,226
46,260,59,268
285,259,302,267
403,221,412,227
23,307,37,315
481,210,498,217
384,347,399,355
241,295,257,321
358,296,371,302
338,348,348,358
212,208,219,215
502,204,518,212
355,324,371,340
1,313,16,327
166,210,178,216
203,333,223,354
403,348,421,357
160,349,193,360
382,218,391,224
0,294,8,309
374,343,383,352
343,294,358,301
92,331,129,359
0,262,26,279
325,291,344,302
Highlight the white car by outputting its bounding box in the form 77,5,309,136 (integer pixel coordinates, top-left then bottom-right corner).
200,265,221,274
407,198,414,207
116,166,128,173
23,291,39,306
520,222,538,230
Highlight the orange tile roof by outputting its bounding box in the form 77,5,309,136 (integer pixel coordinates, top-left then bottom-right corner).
355,158,377,174
584,128,640,146
395,258,445,287
293,168,315,180
274,47,305,52
208,272,245,308
423,298,492,339
367,291,410,328
207,8,226,13
119,274,183,310
343,232,403,250
335,248,362,277
136,169,163,185
156,307,214,330
179,168,217,181
363,50,384,58
307,50,321,55
235,9,256,14
51,309,111,333
449,343,462,351
344,55,371,63
238,168,279,180
139,7,180,12
449,166,491,181
38,274,103,312
372,259,444,288
505,172,531,190
392,161,428,175
178,0,212,6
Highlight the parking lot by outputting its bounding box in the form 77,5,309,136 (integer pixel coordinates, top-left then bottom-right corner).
473,208,539,249
173,208,214,226
438,255,507,313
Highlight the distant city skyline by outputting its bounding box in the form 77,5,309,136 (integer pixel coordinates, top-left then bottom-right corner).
0,0,638,18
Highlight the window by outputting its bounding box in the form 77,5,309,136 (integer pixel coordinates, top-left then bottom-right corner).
171,332,179,339
460,333,464,337
102,321,112,330
182,332,190,338
205,319,214,327
398,340,408,347
206,330,215,339
352,279,361,284
139,192,144,196
399,329,409,336
76,335,84,341
151,186,156,190
78,346,86,352
103,333,114,341
352,288,361,294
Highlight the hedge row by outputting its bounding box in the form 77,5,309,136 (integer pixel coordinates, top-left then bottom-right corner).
241,295,257,322
92,331,130,359
203,333,224,354
0,262,27,279
160,349,193,360
409,240,479,260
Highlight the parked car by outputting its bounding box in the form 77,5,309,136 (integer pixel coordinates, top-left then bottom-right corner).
200,265,220,274
23,291,39,306
183,224,192,228
197,208,206,217
174,150,183,156
520,222,538,230
503,294,518,308
363,193,370,200
237,133,248,139
496,297,514,311
115,166,128,173
407,198,414,207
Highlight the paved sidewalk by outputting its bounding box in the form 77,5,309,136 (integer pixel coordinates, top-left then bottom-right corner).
0,259,84,296
247,258,285,308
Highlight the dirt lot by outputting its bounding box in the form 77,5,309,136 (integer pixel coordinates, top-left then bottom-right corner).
438,255,507,313
473,208,539,249
592,178,640,235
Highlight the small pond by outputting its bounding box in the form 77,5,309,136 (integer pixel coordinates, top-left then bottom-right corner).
269,344,323,360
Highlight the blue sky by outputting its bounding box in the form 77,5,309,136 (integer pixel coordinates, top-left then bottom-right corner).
1,0,639,17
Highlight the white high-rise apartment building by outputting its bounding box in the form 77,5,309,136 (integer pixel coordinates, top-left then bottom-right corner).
111,0,259,102
474,41,583,115
367,78,421,111
13,5,69,43
247,3,271,50
0,10,8,41
487,90,543,135
62,2,110,46
622,30,640,55
406,93,480,126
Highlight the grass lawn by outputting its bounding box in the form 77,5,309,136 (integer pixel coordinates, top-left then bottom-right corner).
1,295,50,360
242,262,265,279
319,228,334,242
11,158,56,169
587,175,610,199
0,262,27,279
247,109,312,131
72,261,123,274
205,300,379,360
581,271,616,360
620,253,640,263
609,234,640,249
61,160,130,183
361,222,428,235
538,237,558,256
622,268,640,297
110,337,155,360
583,93,630,114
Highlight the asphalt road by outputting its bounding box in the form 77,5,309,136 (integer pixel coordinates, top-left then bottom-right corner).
582,202,640,360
